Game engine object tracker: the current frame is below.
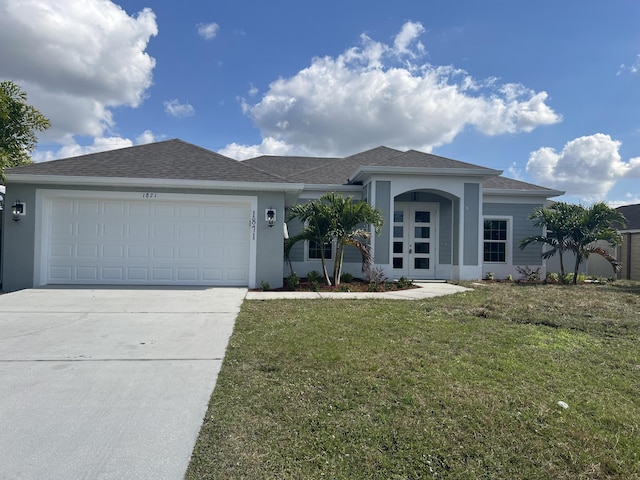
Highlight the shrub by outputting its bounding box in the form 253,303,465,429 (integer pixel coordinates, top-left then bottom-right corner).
367,266,387,284
260,281,270,291
310,280,320,292
546,272,560,283
285,272,299,291
485,272,495,281
515,266,541,282
396,276,414,289
307,270,322,284
340,272,354,283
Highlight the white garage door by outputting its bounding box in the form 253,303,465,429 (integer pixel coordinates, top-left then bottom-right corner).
43,194,252,286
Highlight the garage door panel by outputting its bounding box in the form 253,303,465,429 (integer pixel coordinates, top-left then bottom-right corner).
45,196,251,286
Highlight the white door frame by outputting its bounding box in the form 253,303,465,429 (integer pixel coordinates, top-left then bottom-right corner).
392,202,439,279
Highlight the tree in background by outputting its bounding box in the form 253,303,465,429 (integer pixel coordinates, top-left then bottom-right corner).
520,202,626,284
285,193,384,286
0,81,50,179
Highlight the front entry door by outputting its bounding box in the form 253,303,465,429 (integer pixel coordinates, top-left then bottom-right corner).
392,203,437,279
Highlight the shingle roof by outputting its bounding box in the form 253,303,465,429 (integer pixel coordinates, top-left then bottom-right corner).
6,139,286,183
616,204,640,230
483,176,559,192
6,139,558,196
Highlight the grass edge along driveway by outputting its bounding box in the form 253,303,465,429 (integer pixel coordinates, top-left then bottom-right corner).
187,282,640,480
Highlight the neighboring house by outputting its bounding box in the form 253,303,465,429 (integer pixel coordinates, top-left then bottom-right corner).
616,203,640,281
1,139,563,291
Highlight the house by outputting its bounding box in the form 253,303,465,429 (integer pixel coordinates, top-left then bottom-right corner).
616,203,640,281
1,139,563,291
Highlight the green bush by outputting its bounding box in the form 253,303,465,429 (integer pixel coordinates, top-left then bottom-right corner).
285,272,299,291
396,276,414,289
260,281,270,291
307,270,322,283
340,272,354,283
546,272,560,283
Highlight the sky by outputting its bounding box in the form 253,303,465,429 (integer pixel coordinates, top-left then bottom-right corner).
1,0,640,206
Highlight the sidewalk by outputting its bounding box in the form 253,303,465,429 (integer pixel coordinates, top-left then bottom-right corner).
245,281,470,300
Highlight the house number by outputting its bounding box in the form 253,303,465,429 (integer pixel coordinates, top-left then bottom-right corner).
142,192,157,198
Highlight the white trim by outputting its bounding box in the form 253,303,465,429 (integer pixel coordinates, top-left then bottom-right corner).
9,173,303,194
482,215,513,265
349,166,501,183
34,189,258,288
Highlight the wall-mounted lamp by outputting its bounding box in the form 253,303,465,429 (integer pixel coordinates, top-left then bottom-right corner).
265,207,276,227
12,200,26,222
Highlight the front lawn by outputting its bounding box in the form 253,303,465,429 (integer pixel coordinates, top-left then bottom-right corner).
186,282,640,479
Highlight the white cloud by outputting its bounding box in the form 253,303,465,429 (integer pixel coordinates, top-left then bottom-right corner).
197,22,219,40
33,136,134,162
0,0,157,144
163,99,195,118
229,21,561,157
526,133,640,199
617,55,640,75
393,21,425,57
136,130,157,144
219,137,295,160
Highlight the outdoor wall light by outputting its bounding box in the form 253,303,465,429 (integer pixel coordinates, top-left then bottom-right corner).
265,207,276,227
12,200,26,222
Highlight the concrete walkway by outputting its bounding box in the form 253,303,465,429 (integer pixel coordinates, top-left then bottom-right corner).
245,281,470,300
0,286,246,480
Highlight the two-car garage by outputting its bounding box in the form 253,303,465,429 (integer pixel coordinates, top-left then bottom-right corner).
35,191,256,287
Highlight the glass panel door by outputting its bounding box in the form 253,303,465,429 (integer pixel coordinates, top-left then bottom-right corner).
409,206,434,278
392,202,436,279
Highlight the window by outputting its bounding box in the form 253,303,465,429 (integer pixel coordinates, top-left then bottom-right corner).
308,240,332,260
484,219,508,263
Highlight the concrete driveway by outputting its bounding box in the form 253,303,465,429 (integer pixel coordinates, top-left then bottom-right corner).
0,286,246,480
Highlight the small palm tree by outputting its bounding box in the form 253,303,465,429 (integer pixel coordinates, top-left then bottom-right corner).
565,202,626,284
285,193,384,286
520,202,626,284
520,202,579,278
285,200,334,285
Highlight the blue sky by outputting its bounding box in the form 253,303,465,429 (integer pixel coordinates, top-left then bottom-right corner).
1,0,640,205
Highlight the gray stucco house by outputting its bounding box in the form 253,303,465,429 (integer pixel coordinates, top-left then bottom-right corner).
1,139,562,291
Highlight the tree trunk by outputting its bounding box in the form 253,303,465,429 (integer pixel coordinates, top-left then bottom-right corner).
573,254,581,285
333,242,345,286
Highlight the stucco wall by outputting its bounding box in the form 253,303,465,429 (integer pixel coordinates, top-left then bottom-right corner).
2,183,285,291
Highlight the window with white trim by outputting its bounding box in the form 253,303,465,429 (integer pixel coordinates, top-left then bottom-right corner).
483,219,508,263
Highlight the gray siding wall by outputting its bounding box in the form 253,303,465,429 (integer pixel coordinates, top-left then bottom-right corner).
2,183,37,291
2,183,285,291
483,202,544,265
374,181,391,264
463,183,480,265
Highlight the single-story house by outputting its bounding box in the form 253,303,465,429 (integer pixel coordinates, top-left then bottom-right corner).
616,203,640,281
1,139,563,291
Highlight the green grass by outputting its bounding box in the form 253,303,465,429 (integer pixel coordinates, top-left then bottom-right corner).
186,282,640,479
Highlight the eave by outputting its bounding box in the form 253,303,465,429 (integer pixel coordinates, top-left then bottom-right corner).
5,173,305,194
348,166,503,183
483,188,565,198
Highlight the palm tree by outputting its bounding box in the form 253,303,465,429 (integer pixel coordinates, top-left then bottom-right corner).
565,202,626,284
520,202,626,284
520,202,579,278
285,193,384,286
323,193,384,286
285,200,334,285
